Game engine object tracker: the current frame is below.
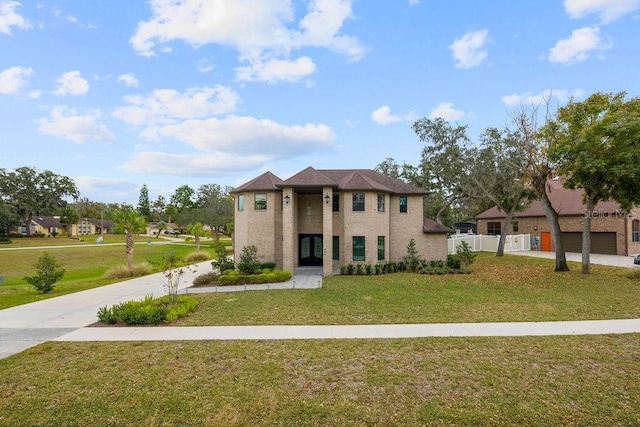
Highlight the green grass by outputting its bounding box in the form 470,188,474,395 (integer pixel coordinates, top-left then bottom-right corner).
0,335,638,426
0,239,215,309
180,253,640,325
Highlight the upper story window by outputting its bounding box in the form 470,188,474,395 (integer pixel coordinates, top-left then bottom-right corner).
352,192,365,212
332,194,339,212
399,196,408,213
254,193,267,210
237,194,245,211
377,194,385,212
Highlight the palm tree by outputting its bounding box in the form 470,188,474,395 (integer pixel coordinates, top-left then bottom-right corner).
112,207,147,269
187,222,205,252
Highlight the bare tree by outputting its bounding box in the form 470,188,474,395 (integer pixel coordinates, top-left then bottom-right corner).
508,99,569,272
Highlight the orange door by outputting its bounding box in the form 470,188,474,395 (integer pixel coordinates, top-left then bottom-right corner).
540,231,551,252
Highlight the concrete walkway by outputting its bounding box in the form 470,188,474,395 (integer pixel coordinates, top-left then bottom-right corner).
2,252,640,360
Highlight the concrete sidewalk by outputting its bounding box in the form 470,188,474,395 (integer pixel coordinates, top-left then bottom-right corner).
54,319,640,342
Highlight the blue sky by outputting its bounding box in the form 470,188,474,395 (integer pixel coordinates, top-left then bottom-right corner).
1,0,639,204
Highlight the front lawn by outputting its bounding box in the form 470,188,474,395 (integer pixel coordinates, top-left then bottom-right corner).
0,335,638,426
0,243,214,309
180,253,640,325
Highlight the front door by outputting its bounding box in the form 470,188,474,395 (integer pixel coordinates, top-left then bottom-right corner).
299,234,323,266
540,231,551,252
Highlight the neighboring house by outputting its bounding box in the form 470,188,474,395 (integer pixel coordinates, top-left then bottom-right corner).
476,178,640,256
21,216,114,237
26,216,65,237
72,217,114,235
147,222,179,236
231,166,453,276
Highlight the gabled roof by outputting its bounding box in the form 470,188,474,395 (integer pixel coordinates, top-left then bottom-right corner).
476,178,624,219
231,171,284,193
280,166,336,188
85,218,115,228
423,217,454,234
232,167,426,195
31,216,64,227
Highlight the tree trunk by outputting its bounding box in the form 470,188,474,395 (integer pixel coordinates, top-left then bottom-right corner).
539,189,569,272
496,209,515,257
582,192,594,274
195,234,200,252
126,232,134,269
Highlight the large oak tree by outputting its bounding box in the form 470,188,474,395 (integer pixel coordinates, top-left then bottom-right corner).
0,167,79,236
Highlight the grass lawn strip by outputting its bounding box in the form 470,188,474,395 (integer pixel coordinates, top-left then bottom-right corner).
180,253,640,325
0,335,638,426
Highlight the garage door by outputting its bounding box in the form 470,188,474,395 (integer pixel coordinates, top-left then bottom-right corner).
561,232,617,255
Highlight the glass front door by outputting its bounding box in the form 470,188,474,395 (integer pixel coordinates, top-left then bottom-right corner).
299,234,323,266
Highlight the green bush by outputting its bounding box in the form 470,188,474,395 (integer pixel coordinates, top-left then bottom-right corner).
259,261,276,270
447,254,461,269
193,271,219,286
215,269,291,286
237,245,260,274
23,252,65,294
96,295,199,325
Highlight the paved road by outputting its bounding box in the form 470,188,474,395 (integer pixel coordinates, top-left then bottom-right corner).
2,251,640,360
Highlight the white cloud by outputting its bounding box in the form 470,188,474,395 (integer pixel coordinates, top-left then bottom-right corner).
36,105,115,143
429,102,465,121
197,59,214,73
501,89,584,106
564,0,640,23
120,151,272,176
53,70,89,96
0,1,31,35
449,29,489,69
370,105,416,125
409,0,420,6
129,0,365,83
74,176,139,203
155,115,335,157
235,56,316,83
52,7,78,24
548,26,612,65
112,85,239,127
117,72,140,87
0,66,32,94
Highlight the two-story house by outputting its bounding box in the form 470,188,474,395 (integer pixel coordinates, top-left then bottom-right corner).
231,166,452,276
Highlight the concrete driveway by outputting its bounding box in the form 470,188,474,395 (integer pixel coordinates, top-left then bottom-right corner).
510,250,639,268
0,260,212,359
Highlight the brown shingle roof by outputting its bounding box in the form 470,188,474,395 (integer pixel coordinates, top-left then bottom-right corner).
233,167,427,195
231,171,284,193
423,217,454,234
31,216,64,227
476,178,624,219
280,166,337,188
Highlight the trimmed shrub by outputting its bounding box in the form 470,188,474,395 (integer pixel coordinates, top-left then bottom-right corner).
193,271,220,286
447,254,461,269
104,262,153,279
185,251,210,263
237,245,260,274
259,261,276,270
97,295,199,325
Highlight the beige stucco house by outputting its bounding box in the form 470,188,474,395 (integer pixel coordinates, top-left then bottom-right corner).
231,167,453,276
476,178,640,256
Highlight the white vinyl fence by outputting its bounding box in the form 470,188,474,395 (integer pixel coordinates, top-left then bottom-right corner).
448,234,531,254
